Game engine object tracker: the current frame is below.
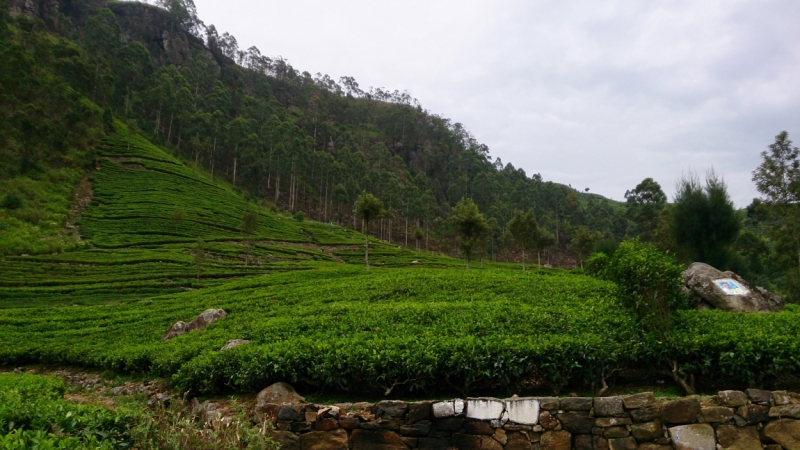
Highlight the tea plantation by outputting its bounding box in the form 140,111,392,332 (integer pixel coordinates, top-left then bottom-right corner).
2,129,800,398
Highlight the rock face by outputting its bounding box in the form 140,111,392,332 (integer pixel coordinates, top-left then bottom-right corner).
683,262,783,312
255,382,306,408
220,339,250,351
161,309,227,341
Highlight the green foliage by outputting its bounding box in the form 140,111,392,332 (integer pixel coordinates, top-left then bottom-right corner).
1,190,24,210
625,177,667,242
588,239,689,340
450,198,490,268
0,374,132,448
569,226,603,268
355,192,384,270
672,171,741,268
292,210,305,222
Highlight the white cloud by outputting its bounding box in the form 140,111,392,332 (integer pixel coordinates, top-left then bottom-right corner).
193,0,800,207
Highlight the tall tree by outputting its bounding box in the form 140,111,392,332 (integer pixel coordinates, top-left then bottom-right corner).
752,131,800,296
625,178,667,242
672,171,740,268
241,208,259,265
355,192,383,271
506,209,536,271
569,226,602,269
450,198,490,269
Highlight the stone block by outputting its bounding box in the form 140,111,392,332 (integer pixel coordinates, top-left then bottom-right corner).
637,444,671,450
399,420,432,437
506,441,534,450
506,398,541,425
773,391,800,406
454,399,465,415
763,419,800,450
418,437,450,450
539,411,559,430
668,424,716,450
561,397,592,411
466,398,505,421
745,389,772,405
660,398,700,424
400,437,417,448
270,431,300,450
631,407,659,423
574,434,593,450
351,429,406,450
631,421,662,441
558,412,594,434
541,431,571,450
603,426,630,438
493,428,508,445
432,400,455,418
338,416,359,430
435,417,464,431
623,392,655,410
737,404,770,423
593,435,609,450
314,418,339,431
608,437,637,450
700,406,734,423
539,397,560,410
407,401,432,424
716,391,748,407
716,425,761,450
770,404,800,419
376,400,408,418
595,397,625,417
360,418,402,431
299,428,348,450
462,421,494,435
278,405,301,422
596,417,632,427
451,433,504,450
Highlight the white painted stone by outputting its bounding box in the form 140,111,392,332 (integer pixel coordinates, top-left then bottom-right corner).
454,399,465,416
432,400,455,418
466,398,505,421
505,398,540,425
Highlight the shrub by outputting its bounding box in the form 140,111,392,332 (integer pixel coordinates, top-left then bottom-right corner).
293,210,305,222
587,238,689,339
1,191,24,210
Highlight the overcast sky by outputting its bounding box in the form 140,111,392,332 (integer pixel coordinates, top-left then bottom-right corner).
191,0,800,207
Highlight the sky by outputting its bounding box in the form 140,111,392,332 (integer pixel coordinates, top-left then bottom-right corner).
190,0,800,207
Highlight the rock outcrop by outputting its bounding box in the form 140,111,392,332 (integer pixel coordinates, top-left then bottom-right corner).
683,262,783,312
161,308,227,341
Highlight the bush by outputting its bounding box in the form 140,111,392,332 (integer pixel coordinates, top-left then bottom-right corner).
1,191,24,210
587,238,689,339
292,211,305,222
593,239,618,256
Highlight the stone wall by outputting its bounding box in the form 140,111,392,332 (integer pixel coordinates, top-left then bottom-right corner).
251,389,800,450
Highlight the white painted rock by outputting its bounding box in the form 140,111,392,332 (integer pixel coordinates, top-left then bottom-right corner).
466,398,505,421
505,397,540,425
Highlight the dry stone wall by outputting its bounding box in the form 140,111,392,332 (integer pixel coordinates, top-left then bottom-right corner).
251,389,800,450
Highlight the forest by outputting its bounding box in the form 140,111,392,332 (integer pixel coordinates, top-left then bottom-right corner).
0,0,797,300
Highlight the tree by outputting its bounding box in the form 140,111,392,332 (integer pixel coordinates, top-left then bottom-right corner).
193,238,206,281
625,178,667,242
531,225,556,270
170,206,185,232
672,171,741,268
569,226,602,269
752,131,800,273
241,208,259,265
506,209,536,271
450,198,490,269
355,192,383,271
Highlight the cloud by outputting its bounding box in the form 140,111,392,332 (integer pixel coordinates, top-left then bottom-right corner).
192,0,800,207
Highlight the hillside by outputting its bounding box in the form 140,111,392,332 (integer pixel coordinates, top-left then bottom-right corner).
0,0,629,264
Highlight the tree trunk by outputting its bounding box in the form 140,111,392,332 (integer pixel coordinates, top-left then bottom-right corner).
522,248,526,271
537,250,541,270
365,227,370,271
232,156,237,187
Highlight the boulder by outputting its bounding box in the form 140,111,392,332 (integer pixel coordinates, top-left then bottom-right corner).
683,263,783,312
668,424,716,450
299,429,349,450
220,339,250,351
716,425,761,450
541,431,572,450
161,309,228,340
255,382,305,408
763,419,800,450
660,398,700,424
